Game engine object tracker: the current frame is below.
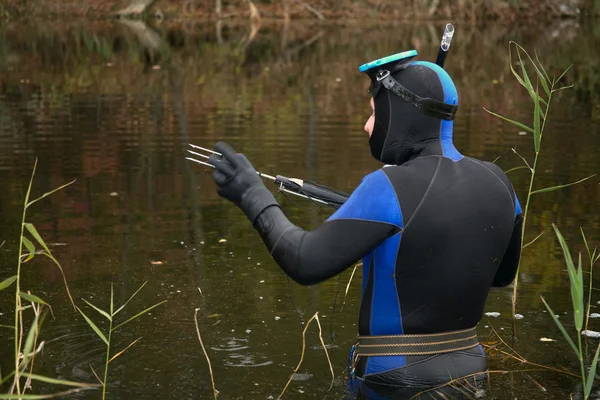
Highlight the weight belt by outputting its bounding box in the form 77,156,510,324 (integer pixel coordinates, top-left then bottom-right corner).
356,326,479,357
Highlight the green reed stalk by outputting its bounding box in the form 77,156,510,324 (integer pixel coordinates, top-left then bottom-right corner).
0,159,100,399
581,228,600,332
77,281,166,400
484,41,595,320
541,224,600,400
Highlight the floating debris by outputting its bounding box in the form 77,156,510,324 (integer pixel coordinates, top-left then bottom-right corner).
518,131,527,136
110,192,118,196
515,314,524,320
274,316,281,321
540,338,554,342
208,314,221,318
590,313,600,318
259,280,265,284
484,312,500,317
219,239,227,243
246,329,252,334
200,241,205,245
257,262,261,266
582,330,600,338
150,260,164,265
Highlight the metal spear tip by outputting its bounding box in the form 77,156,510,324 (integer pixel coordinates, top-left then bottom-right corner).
188,143,222,156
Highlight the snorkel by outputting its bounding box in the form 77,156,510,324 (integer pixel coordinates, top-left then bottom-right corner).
435,23,455,68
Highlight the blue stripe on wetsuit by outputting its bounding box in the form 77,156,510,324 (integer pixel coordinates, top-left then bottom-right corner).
411,61,463,162
327,169,406,374
514,193,522,216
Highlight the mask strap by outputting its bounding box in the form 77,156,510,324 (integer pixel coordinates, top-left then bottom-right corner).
375,69,458,121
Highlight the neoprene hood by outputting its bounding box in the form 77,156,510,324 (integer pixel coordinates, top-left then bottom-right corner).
359,50,459,165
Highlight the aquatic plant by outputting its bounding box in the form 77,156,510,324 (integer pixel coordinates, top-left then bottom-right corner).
484,41,595,320
76,281,167,400
0,159,99,399
541,224,600,400
581,228,600,332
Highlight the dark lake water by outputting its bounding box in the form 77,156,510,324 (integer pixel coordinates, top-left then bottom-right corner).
1,17,600,399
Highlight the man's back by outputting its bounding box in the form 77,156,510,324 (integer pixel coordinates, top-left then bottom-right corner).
361,155,518,337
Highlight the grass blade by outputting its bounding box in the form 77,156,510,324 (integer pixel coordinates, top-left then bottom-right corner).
512,43,550,96
0,325,15,330
482,108,534,133
533,83,541,153
581,227,592,262
24,223,51,254
585,343,600,397
0,387,98,399
40,252,76,310
20,292,48,305
552,225,583,330
26,179,76,209
534,49,551,83
113,281,148,316
77,307,108,346
22,237,35,254
20,373,99,388
109,337,142,363
111,300,167,332
523,230,545,249
82,299,111,321
541,296,578,355
21,311,40,367
0,275,17,292
531,174,596,195
552,84,574,93
505,166,530,174
555,64,573,85
110,283,114,316
575,253,584,331
507,43,533,93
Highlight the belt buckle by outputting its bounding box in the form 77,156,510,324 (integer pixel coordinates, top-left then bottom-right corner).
348,342,360,379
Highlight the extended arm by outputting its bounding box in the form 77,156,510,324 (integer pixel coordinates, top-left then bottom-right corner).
207,142,401,286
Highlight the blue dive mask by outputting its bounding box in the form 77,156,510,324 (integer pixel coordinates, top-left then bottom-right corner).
359,49,458,121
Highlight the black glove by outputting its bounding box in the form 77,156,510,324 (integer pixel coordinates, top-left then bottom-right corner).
208,141,280,225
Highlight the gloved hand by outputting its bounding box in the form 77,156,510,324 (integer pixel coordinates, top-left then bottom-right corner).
208,141,279,225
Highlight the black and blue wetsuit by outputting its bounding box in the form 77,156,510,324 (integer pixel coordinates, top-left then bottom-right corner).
207,57,523,397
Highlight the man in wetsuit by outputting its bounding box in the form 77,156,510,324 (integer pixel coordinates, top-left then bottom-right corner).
206,50,523,397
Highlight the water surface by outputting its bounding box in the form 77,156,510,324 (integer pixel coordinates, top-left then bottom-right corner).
1,18,600,399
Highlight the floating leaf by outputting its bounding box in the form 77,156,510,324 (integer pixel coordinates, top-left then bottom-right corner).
82,299,111,321
0,275,17,292
541,296,578,355
531,174,596,195
482,107,534,133
218,239,227,243
77,307,108,345
111,300,167,332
